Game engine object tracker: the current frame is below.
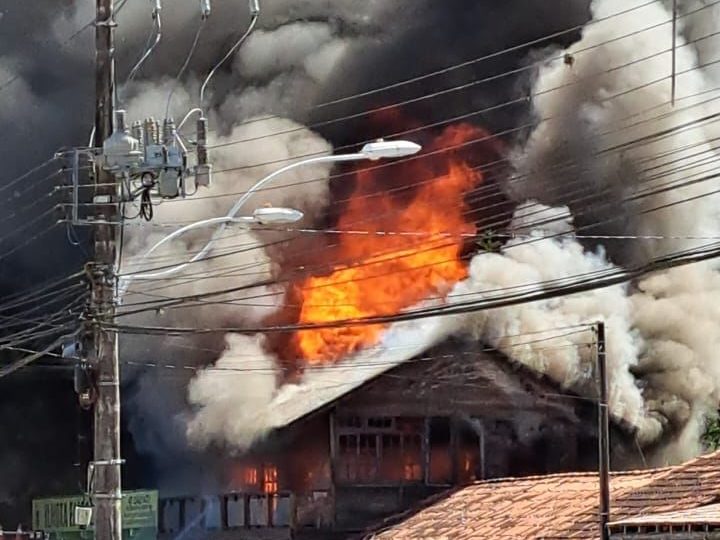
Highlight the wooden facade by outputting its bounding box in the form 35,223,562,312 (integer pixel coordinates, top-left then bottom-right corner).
159,345,632,537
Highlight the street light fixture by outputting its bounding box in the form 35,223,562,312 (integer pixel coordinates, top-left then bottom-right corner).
120,139,422,291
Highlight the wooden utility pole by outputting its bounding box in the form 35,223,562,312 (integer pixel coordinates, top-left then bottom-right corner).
596,321,610,540
92,0,122,538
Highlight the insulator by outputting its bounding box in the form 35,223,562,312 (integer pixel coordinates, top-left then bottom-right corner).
114,110,128,133
132,121,144,154
196,116,208,166
163,117,176,146
200,0,211,18
144,117,159,146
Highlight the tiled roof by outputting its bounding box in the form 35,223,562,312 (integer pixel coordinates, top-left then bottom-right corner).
366,451,720,540
608,502,720,527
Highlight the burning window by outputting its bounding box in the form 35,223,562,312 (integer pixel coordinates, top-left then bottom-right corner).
263,466,278,494
244,467,258,486
404,462,422,481
336,416,425,485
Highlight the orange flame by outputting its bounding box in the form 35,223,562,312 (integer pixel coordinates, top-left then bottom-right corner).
293,124,484,363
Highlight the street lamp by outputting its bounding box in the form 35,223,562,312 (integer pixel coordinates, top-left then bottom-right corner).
120,139,422,289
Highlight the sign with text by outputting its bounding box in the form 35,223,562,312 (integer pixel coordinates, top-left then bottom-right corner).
32,490,157,540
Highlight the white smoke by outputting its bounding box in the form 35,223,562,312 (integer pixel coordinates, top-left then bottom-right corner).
116,0,394,466
492,0,720,461
185,333,280,450
187,313,453,451
450,206,658,442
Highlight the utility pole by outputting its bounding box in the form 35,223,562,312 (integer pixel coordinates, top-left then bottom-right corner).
91,0,122,538
596,321,611,540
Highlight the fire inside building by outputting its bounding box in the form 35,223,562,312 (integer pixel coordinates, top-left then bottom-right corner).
156,339,637,539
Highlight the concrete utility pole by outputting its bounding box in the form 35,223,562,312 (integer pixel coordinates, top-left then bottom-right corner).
91,0,122,538
596,321,611,540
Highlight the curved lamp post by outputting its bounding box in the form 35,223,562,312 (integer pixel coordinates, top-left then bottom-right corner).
120,139,422,293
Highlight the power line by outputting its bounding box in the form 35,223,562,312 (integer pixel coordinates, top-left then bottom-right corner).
0,334,77,380
213,0,665,134
107,100,720,299
113,107,720,293
107,237,720,336
209,14,718,153
64,72,720,219
112,156,720,316
115,156,720,314
116,325,595,371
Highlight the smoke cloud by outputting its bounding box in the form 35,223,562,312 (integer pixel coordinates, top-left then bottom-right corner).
8,0,720,521
496,0,720,461
126,0,720,467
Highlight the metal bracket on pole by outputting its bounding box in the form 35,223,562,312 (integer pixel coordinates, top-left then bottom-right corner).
95,18,118,28
91,459,126,466
72,149,80,225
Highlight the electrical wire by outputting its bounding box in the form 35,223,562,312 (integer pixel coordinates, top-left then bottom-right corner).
123,3,163,97
119,327,594,373
0,205,59,246
112,166,720,318
58,47,720,210
114,103,720,289
199,11,259,109
106,235,720,336
165,18,206,120
214,0,668,134
0,157,59,196
0,222,61,265
113,82,700,287
0,333,79,380
208,9,717,152
0,271,84,310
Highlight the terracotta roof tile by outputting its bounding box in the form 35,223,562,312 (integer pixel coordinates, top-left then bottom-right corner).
368,451,720,540
608,502,720,528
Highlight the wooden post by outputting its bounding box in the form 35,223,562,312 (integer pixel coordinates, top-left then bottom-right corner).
91,0,122,538
597,322,611,540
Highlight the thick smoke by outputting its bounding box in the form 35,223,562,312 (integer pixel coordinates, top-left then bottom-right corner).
127,0,720,467
8,0,720,521
117,0,399,490
491,0,720,461
182,0,720,464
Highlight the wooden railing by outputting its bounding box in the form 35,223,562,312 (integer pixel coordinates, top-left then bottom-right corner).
159,490,334,534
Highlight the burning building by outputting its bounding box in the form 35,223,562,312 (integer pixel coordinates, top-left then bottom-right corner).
5,0,720,533
113,0,720,518
158,341,637,538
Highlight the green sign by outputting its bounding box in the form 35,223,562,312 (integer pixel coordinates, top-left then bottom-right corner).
32,490,157,540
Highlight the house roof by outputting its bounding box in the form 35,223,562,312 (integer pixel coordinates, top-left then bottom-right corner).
267,316,454,429
364,450,720,540
265,317,639,436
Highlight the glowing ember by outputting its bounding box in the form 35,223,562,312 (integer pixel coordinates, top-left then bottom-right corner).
293,124,484,363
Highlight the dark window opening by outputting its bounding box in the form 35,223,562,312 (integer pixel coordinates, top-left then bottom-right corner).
337,416,362,429
429,417,452,485
368,417,393,429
